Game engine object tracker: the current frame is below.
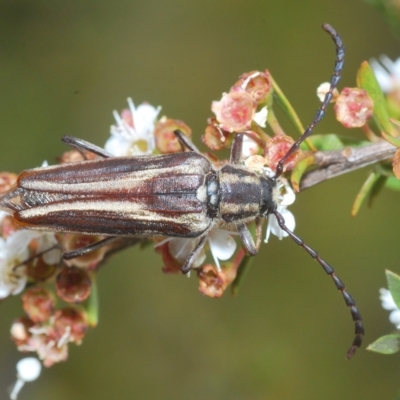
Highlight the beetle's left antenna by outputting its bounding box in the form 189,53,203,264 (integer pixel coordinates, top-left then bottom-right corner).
275,23,345,179
272,210,364,358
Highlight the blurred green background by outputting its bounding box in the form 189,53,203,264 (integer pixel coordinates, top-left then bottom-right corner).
0,0,399,399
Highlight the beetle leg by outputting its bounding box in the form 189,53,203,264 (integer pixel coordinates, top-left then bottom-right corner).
62,136,113,159
230,133,244,164
255,217,262,252
181,235,208,274
173,130,201,153
237,223,258,256
62,236,119,260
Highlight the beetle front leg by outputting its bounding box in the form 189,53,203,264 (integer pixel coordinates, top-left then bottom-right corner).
181,235,208,274
237,223,258,256
230,133,245,164
255,217,262,252
62,236,119,260
62,136,113,159
173,130,201,153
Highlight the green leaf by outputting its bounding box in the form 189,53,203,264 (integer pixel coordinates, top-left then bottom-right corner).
290,155,315,193
299,134,368,151
382,131,400,148
231,255,254,297
351,171,386,216
368,174,387,208
300,134,344,151
367,334,400,354
386,270,400,310
270,75,305,136
85,274,99,327
385,176,400,191
352,171,380,216
357,61,397,136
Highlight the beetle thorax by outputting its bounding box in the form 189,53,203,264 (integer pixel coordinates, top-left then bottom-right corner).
212,164,274,224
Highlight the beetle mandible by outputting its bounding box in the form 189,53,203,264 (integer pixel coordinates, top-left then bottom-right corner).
0,24,364,358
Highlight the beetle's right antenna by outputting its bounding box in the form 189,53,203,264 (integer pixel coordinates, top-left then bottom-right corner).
272,210,364,359
275,23,345,179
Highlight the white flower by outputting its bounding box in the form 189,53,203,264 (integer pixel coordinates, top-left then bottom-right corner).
241,135,259,159
207,229,237,270
0,230,31,299
253,106,268,128
164,228,237,272
105,98,161,156
379,288,400,328
316,82,339,102
167,236,206,268
264,170,296,242
0,228,60,299
35,232,61,265
370,55,400,93
9,357,42,400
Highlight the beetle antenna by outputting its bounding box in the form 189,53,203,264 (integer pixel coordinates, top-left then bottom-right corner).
272,210,364,359
275,23,345,179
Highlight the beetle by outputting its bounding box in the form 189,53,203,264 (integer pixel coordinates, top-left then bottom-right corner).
0,24,364,358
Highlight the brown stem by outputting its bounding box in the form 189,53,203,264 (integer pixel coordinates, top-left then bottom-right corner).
299,140,396,190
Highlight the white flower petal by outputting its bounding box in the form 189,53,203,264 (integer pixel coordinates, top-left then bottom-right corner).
104,135,131,157
132,103,161,134
379,288,398,310
370,59,392,92
268,209,295,240
279,185,296,206
316,82,331,102
370,56,400,93
253,106,268,128
168,237,205,268
10,358,42,400
0,264,27,299
16,357,41,382
106,99,161,156
241,135,259,159
389,309,400,326
7,230,40,256
392,57,400,80
208,229,237,261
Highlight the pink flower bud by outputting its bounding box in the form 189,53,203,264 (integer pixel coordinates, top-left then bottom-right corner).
264,135,298,172
0,172,17,193
392,148,400,179
62,234,107,269
334,87,374,128
22,287,55,323
60,149,97,164
26,255,57,281
233,69,272,103
197,264,225,297
56,266,91,303
202,121,230,151
154,118,192,154
10,317,35,346
54,308,88,345
0,215,18,238
212,91,256,132
197,260,237,296
155,241,183,274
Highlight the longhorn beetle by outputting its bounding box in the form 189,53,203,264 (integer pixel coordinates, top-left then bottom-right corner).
0,24,364,358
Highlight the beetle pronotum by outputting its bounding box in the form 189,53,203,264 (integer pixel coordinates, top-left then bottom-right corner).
0,24,364,358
